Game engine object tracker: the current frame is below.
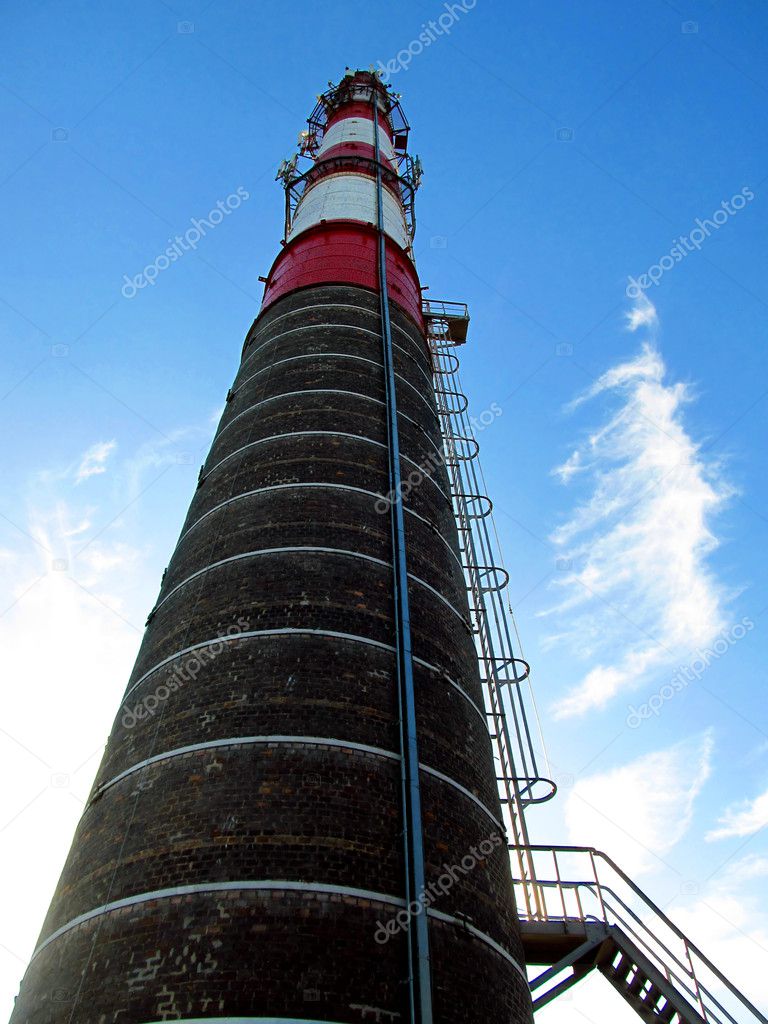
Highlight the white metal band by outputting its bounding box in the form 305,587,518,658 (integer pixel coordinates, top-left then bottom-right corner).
239,320,431,384
90,734,504,831
121,628,486,726
142,1019,348,1024
246,301,428,369
33,880,526,981
142,1019,347,1023
215,386,440,455
202,430,451,505
177,481,464,573
234,349,434,408
153,545,469,627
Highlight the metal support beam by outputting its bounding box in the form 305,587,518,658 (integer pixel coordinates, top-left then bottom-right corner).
372,93,433,1024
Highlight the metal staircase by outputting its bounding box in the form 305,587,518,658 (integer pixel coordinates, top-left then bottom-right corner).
423,299,767,1024
515,845,767,1024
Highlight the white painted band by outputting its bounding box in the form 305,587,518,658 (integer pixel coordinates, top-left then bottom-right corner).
288,173,409,249
317,116,397,163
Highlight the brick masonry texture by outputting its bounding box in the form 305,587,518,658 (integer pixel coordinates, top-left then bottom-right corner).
11,284,532,1024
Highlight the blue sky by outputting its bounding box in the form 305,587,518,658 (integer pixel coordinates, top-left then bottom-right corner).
1,0,767,1019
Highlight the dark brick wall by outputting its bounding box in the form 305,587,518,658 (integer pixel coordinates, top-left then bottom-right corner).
11,284,532,1024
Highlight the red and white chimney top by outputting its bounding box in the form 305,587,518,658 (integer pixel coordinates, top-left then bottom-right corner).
261,70,424,326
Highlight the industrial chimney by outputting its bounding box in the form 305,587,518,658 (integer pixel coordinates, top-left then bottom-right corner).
11,70,533,1024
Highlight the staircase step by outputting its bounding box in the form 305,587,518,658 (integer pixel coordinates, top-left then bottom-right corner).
610,953,634,981
656,996,678,1022
640,982,664,1007
626,968,647,996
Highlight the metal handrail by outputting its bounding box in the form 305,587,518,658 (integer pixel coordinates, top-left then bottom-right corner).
422,299,469,320
512,845,768,1024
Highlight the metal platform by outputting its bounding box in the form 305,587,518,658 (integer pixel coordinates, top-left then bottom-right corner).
422,298,470,344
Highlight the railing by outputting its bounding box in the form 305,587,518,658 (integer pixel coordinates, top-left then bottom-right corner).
281,154,418,240
513,845,768,1024
423,299,469,321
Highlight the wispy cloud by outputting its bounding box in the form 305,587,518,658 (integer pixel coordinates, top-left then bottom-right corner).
671,854,768,1011
625,291,659,332
707,786,768,841
565,731,713,876
75,440,116,484
0,415,208,1012
546,295,733,718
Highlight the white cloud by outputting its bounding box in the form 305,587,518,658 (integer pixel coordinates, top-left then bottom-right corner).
564,732,713,876
0,419,207,1018
0,448,158,1015
0,499,144,1012
706,786,768,841
75,439,116,484
546,299,733,717
625,291,659,332
670,855,768,1014
551,449,583,484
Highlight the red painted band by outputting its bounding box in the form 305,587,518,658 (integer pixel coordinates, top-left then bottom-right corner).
318,142,398,172
325,102,393,139
260,222,423,328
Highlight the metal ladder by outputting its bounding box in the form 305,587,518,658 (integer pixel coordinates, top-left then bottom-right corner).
424,299,555,922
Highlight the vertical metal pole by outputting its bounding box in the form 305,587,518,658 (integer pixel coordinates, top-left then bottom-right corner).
371,92,433,1024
